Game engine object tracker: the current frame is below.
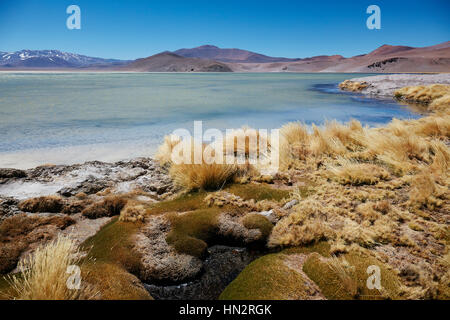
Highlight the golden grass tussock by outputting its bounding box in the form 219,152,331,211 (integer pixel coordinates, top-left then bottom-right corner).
157,135,239,191
7,237,95,300
327,158,390,185
339,80,369,92
268,199,335,247
156,126,279,191
169,162,237,191
223,126,272,157
309,124,347,157
395,84,450,111
409,115,450,138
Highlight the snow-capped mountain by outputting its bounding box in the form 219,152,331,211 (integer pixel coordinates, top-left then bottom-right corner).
0,50,127,68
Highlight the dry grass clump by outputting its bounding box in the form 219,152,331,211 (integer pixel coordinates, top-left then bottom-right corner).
223,126,272,158
169,162,237,191
395,84,450,111
408,169,446,209
339,80,369,92
82,196,128,219
0,214,75,274
18,195,65,213
327,158,390,185
7,237,94,300
302,253,357,299
203,190,280,214
157,134,242,191
430,94,450,111
280,119,366,163
303,250,402,300
280,122,310,161
408,140,449,209
409,115,450,138
268,200,335,247
156,127,279,191
119,204,146,223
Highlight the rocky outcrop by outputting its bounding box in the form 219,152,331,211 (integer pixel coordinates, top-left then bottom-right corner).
0,158,176,201
0,168,27,184
339,74,450,98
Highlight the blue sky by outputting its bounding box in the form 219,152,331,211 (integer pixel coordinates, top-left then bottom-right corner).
0,0,449,60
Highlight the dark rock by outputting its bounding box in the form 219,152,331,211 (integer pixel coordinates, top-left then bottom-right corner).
0,168,27,184
144,245,262,300
0,168,27,179
58,180,110,197
0,196,21,219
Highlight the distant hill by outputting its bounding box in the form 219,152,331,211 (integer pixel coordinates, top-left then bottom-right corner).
118,51,232,72
174,45,300,63
0,50,127,69
228,41,450,73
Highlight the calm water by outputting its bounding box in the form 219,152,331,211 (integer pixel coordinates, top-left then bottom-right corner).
0,72,420,168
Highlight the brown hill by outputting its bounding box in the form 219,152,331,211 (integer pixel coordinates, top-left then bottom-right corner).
118,52,232,72
228,41,450,72
174,45,300,63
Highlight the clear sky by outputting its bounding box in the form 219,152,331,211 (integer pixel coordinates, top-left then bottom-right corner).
0,0,449,60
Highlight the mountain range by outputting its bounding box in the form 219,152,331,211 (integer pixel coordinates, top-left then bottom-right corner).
1,42,449,72
0,50,128,68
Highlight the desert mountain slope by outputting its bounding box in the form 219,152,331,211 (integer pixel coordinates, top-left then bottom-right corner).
174,45,300,63
228,41,450,72
118,51,232,72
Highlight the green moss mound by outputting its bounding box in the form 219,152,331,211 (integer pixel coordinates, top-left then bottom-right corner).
147,192,207,215
172,236,208,258
242,213,273,239
226,184,290,202
219,243,331,300
82,262,152,300
80,217,152,300
219,253,309,300
82,217,142,274
166,208,220,256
